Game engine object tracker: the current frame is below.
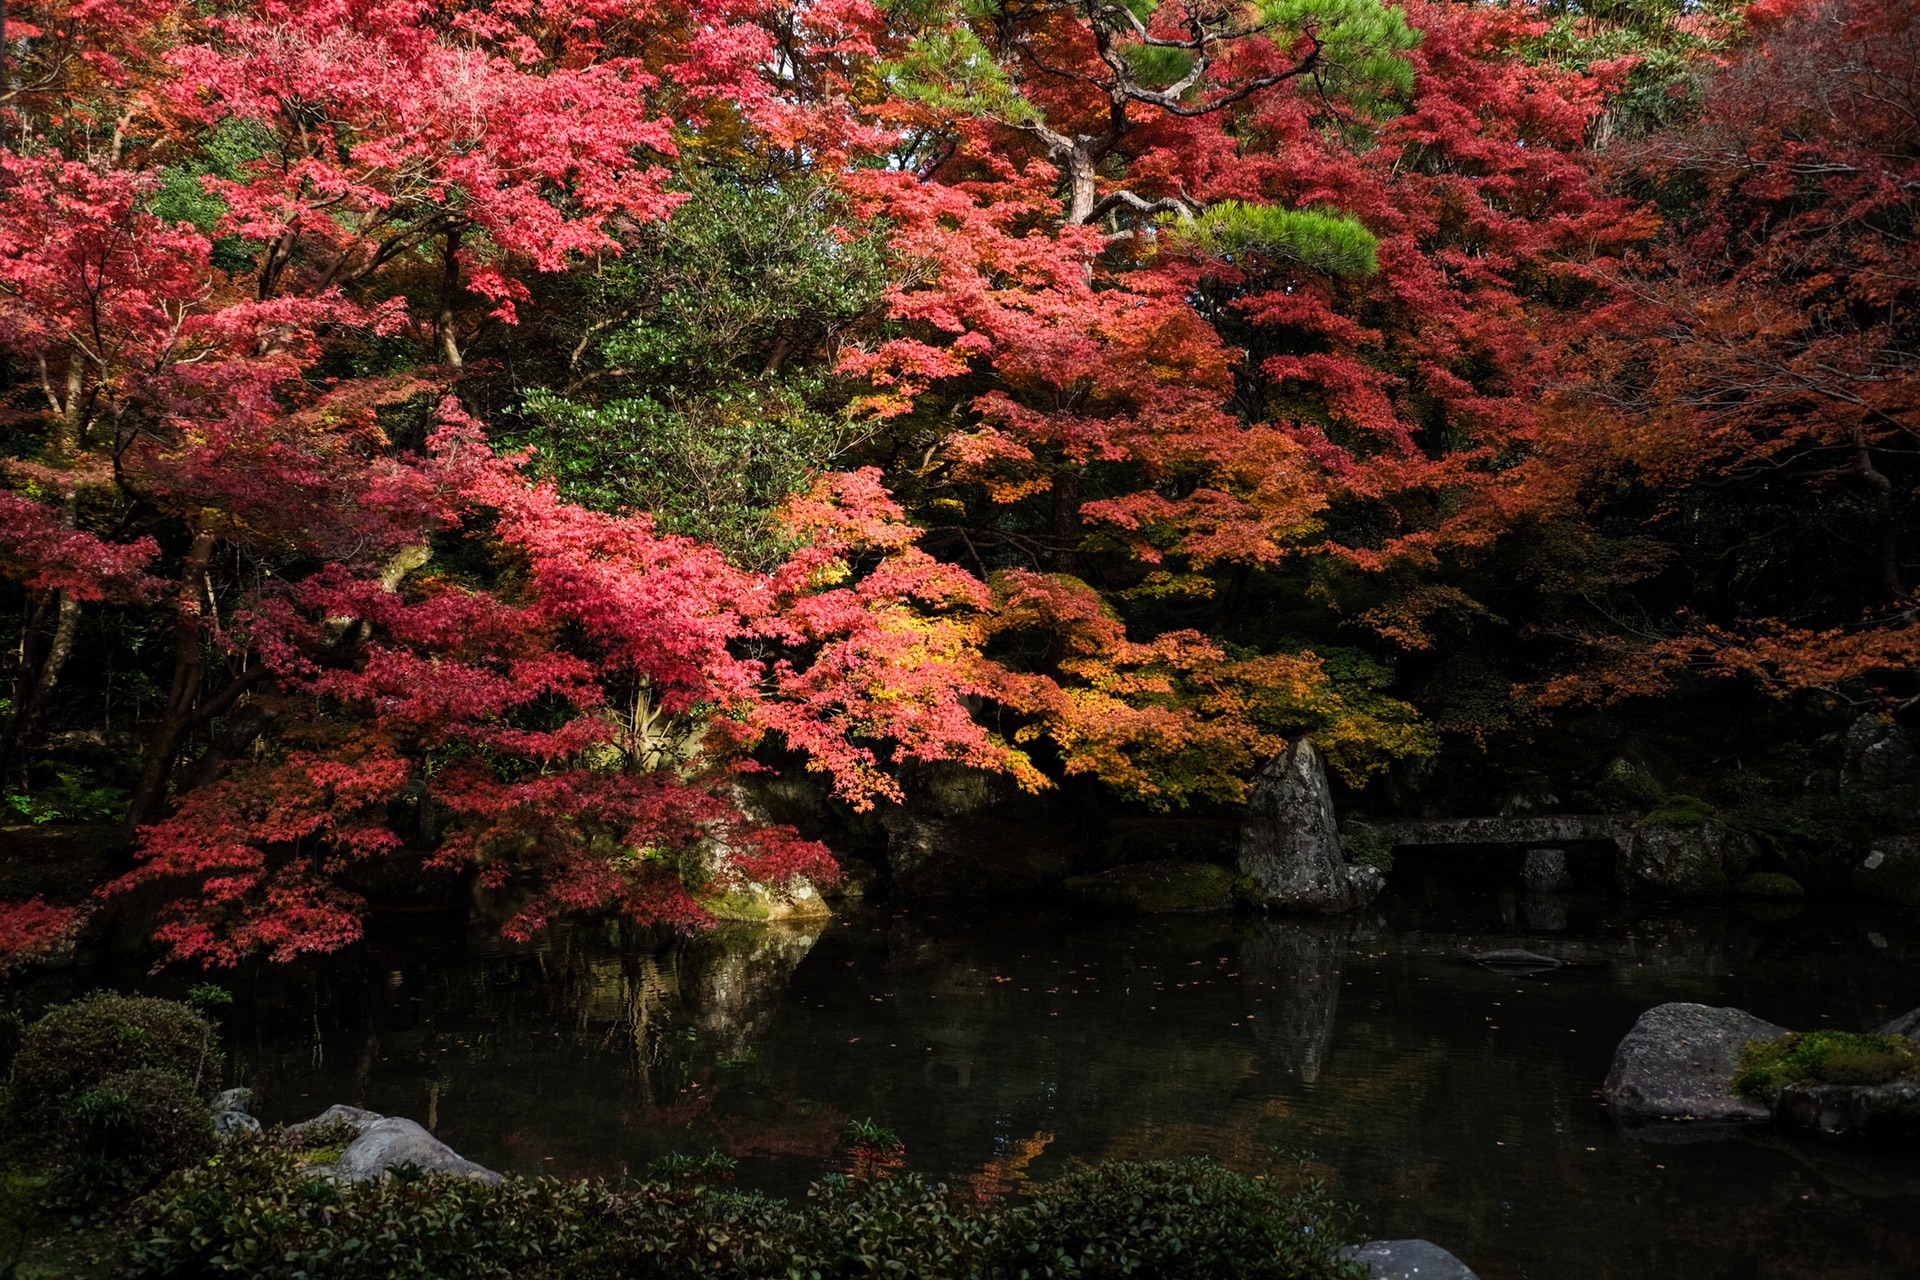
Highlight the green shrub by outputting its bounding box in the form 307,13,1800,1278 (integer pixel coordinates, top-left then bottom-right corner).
125,1139,1369,1280
642,1151,736,1185
1596,757,1667,811
1736,1031,1920,1103
185,983,234,1011
5,765,127,825
127,1137,614,1280
50,1068,216,1206
4,994,222,1204
1341,827,1395,875
800,1174,1002,1278
999,1159,1366,1280
7,994,221,1130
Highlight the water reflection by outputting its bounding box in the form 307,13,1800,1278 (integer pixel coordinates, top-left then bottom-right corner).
1240,917,1353,1084
162,891,1920,1279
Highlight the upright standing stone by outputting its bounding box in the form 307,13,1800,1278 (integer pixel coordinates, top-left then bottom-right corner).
1237,739,1383,913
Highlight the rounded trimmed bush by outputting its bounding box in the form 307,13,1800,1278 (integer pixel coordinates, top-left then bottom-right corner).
52,1067,217,1204
1000,1159,1366,1279
7,993,221,1128
5,993,222,1203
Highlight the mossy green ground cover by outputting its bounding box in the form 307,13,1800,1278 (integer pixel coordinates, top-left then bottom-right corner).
1736,1031,1920,1103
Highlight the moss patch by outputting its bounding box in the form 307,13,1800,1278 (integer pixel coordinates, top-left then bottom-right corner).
1639,794,1720,828
699,889,772,922
0,1169,123,1280
1734,872,1805,899
1736,1031,1920,1103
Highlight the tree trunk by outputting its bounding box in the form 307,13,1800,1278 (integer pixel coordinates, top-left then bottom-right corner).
437,228,463,367
1854,436,1903,600
1049,466,1082,575
1063,147,1098,226
1,363,87,783
124,530,218,829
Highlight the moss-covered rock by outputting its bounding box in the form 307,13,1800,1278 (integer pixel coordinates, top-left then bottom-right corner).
699,878,832,923
1734,872,1805,899
1620,820,1756,898
1063,861,1236,915
1735,1030,1920,1105
1639,794,1719,828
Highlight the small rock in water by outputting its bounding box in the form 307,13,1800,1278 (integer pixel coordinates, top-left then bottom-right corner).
1471,948,1564,972
1342,1239,1481,1279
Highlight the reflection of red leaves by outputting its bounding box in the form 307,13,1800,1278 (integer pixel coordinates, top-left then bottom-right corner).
496,1128,630,1181
714,1107,848,1160
846,1142,906,1184
0,898,84,970
622,1086,720,1132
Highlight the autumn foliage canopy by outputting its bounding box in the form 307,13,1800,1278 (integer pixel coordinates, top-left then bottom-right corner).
0,0,1909,964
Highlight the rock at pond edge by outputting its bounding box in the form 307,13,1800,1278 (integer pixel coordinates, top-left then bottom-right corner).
1776,1078,1920,1137
1603,1002,1785,1129
291,1104,502,1184
1875,1006,1920,1042
1620,822,1756,899
1342,1238,1480,1279
1237,739,1382,914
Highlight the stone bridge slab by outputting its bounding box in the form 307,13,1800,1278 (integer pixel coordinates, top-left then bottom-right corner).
1360,815,1634,849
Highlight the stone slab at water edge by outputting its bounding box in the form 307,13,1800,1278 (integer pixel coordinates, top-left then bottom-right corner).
1603,1002,1785,1127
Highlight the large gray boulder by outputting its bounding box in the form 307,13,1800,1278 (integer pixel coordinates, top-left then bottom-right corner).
1342,1239,1480,1279
1238,739,1383,913
1603,1002,1785,1127
1842,713,1919,797
292,1104,501,1183
1620,821,1755,898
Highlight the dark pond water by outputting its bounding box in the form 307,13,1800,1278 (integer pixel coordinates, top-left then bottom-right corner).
31,859,1920,1280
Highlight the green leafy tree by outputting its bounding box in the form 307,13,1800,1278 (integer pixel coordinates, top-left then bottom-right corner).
515,178,893,566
